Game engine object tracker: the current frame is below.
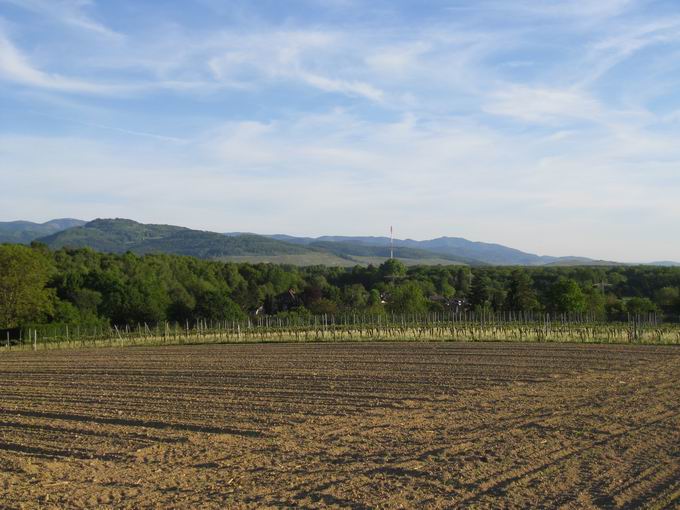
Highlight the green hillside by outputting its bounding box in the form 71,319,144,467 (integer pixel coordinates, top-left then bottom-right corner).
35,218,475,266
308,240,479,265
16,217,649,267
38,219,312,259
0,219,85,244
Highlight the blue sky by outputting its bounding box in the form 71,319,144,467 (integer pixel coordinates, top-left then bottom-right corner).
2,0,680,261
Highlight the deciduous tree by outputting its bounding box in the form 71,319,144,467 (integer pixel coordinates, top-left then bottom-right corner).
0,245,54,328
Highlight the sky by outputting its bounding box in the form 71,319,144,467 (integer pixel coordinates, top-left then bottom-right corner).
1,0,680,262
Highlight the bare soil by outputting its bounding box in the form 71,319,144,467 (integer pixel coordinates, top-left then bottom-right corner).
1,342,679,509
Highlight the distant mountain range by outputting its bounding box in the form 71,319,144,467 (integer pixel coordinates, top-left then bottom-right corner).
268,234,607,266
647,261,680,267
1,218,678,267
31,219,471,266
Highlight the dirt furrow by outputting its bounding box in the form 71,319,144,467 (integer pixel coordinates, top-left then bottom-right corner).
1,341,678,509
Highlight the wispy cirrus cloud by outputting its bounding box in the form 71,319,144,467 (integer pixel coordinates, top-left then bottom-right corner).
0,0,121,38
483,86,604,124
460,0,636,21
0,29,247,95
203,29,385,101
0,31,123,93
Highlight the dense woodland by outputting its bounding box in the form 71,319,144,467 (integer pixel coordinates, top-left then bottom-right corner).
1,242,680,330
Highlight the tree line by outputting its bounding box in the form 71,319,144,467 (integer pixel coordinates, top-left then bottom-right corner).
1,243,680,329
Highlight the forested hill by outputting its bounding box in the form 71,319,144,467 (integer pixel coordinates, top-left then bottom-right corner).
35,219,474,266
270,235,616,266
0,219,85,244
38,219,313,259
303,240,482,266
31,219,477,266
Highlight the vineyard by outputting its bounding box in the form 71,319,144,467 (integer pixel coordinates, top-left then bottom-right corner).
3,313,679,351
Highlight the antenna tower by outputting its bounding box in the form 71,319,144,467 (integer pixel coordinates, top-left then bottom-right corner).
390,226,394,260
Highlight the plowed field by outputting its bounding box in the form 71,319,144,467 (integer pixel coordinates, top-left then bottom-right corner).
1,342,679,509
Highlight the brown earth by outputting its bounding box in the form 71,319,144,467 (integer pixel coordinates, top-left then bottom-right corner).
0,341,679,509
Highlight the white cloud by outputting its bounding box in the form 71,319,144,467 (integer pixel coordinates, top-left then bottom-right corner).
298,72,384,101
364,42,432,76
202,29,385,101
578,17,680,85
547,0,634,18
0,31,124,93
0,30,245,95
483,86,603,124
473,0,635,20
0,0,121,38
